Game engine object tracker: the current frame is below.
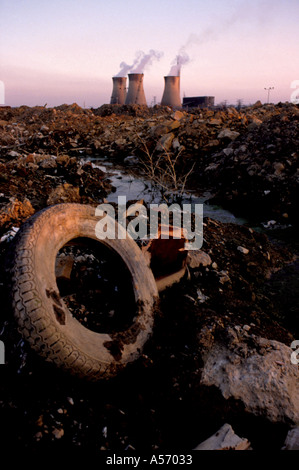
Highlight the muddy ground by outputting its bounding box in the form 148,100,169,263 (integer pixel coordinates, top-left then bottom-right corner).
0,104,298,454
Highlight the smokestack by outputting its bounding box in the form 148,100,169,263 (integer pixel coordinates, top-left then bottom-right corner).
161,76,181,108
110,76,127,105
125,73,147,105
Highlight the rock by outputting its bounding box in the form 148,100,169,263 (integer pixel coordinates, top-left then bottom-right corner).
150,120,180,137
0,197,35,229
218,270,230,284
124,155,139,164
56,154,70,166
200,330,299,424
156,132,175,152
223,148,234,156
52,428,64,439
194,423,251,450
171,110,185,121
209,118,222,126
273,162,285,176
249,115,263,125
46,183,81,205
55,254,74,281
39,156,57,169
172,137,181,150
252,100,263,109
187,250,212,269
217,128,240,140
8,151,20,158
205,139,219,148
237,246,249,255
205,163,219,172
281,427,299,450
196,289,209,304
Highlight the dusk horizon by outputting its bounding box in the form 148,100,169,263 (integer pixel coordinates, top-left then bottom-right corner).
1,0,298,108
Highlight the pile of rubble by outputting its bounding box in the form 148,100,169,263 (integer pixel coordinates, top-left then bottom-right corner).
0,101,298,452
202,102,299,225
1,209,298,451
0,152,113,236
1,101,298,225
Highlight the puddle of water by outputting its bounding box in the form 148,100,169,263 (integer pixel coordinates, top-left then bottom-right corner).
85,157,248,226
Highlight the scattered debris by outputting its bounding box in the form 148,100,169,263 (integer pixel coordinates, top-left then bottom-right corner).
194,423,251,450
1,102,298,224
237,246,249,255
0,102,298,452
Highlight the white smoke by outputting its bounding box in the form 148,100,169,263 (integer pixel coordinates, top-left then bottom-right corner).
131,49,163,73
114,51,143,77
167,2,252,77
115,49,163,77
115,61,136,78
167,49,190,76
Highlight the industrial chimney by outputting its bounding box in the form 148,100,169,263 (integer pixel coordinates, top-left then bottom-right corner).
110,76,127,105
125,73,147,105
161,75,181,108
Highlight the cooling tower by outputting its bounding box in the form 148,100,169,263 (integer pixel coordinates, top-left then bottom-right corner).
125,73,147,105
110,76,127,105
161,75,181,107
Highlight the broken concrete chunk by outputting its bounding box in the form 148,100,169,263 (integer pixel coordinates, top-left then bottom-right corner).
155,132,175,152
237,246,249,255
281,427,299,450
171,110,185,121
187,250,212,269
200,331,299,424
194,423,251,450
217,128,240,140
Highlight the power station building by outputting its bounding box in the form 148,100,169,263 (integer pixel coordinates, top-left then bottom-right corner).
110,76,127,105
161,75,181,108
125,73,147,105
182,96,215,109
109,70,214,109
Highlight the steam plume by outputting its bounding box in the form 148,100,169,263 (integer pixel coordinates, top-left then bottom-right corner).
115,49,163,77
167,48,190,76
114,51,143,77
131,49,163,73
167,3,251,77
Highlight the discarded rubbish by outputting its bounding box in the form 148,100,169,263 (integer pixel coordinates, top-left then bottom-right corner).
141,224,188,292
8,203,159,380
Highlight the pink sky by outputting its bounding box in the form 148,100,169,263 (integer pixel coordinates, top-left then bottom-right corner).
0,0,298,107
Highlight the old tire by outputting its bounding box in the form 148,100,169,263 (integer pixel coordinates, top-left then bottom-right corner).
9,203,159,380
